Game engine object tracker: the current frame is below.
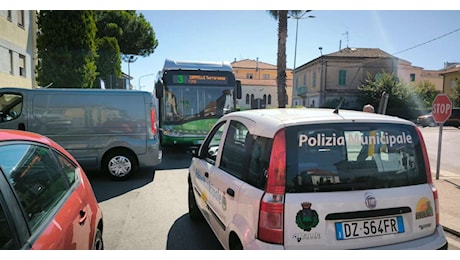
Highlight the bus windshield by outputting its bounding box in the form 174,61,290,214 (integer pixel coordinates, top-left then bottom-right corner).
164,85,234,124
156,59,240,146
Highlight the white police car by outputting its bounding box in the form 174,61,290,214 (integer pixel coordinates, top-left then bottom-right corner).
187,108,448,250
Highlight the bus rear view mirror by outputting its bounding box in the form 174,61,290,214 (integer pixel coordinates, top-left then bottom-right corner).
235,80,242,99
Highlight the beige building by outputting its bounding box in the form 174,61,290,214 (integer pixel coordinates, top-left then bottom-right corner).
439,64,460,100
397,59,443,91
231,58,293,110
0,10,38,89
294,47,446,109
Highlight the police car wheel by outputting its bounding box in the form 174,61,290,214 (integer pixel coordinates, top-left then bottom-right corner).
188,177,203,221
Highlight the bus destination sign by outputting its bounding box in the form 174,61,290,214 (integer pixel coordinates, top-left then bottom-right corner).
173,74,228,85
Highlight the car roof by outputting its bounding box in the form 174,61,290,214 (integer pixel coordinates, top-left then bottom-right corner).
0,129,73,158
222,108,414,137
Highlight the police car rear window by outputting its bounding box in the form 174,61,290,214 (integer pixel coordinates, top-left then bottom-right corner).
285,123,427,193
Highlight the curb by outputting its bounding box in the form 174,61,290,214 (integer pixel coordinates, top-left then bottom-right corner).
443,226,460,238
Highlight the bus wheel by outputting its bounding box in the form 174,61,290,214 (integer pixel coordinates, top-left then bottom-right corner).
103,150,138,181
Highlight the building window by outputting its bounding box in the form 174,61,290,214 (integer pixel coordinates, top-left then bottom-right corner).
263,74,270,80
303,74,306,86
339,70,347,85
450,79,457,91
19,54,26,77
312,71,317,87
410,73,416,82
246,73,253,79
245,94,250,104
7,10,12,21
9,50,14,75
17,10,24,28
268,94,272,105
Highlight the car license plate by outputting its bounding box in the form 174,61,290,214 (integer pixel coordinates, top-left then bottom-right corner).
335,216,404,240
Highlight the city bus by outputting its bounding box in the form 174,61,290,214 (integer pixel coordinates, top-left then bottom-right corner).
155,59,241,146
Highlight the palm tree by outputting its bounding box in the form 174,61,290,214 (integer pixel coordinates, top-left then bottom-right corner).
268,10,310,108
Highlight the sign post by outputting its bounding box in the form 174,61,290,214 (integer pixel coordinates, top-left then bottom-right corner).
431,94,452,180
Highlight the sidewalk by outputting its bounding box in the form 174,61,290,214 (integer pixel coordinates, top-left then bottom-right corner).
432,169,460,237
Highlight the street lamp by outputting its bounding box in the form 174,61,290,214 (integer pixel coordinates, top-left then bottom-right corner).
138,73,156,90
290,11,315,107
123,55,138,89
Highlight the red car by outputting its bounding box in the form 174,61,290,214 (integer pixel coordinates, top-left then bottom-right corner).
0,129,103,249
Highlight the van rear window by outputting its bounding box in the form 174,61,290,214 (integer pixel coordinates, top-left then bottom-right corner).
285,123,427,193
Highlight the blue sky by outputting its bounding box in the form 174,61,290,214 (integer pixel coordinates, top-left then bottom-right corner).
127,9,460,92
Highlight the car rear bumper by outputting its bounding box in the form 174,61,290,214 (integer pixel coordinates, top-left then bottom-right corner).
244,225,448,249
363,225,448,250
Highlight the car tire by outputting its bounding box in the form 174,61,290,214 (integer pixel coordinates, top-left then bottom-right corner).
188,176,204,221
103,150,138,181
428,120,436,127
93,228,104,250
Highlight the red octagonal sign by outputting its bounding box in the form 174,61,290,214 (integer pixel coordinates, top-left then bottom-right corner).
432,94,452,123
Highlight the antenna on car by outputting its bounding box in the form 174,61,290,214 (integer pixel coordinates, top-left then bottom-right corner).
333,98,345,114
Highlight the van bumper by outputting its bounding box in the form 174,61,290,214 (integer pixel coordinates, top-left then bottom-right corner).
138,140,162,167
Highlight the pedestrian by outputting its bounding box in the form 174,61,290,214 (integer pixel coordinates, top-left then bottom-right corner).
363,104,375,113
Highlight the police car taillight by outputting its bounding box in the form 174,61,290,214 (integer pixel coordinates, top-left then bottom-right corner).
258,129,286,244
415,127,440,225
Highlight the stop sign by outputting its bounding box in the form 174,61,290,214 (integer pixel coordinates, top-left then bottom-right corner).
432,94,452,123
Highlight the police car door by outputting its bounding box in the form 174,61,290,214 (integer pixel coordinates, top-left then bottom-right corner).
208,118,255,244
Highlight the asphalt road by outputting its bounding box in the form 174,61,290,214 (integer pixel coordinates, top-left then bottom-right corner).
87,125,460,250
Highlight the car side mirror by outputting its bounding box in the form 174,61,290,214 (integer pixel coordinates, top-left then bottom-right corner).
187,146,200,157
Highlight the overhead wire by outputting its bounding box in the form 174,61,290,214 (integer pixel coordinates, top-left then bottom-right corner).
392,27,460,55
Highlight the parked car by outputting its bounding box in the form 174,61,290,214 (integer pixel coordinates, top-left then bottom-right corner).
0,129,103,249
417,108,460,127
188,108,448,250
416,112,436,127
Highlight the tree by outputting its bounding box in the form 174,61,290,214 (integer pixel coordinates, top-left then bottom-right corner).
357,71,418,119
95,11,159,57
268,11,302,108
450,78,460,107
95,37,122,87
413,80,441,110
36,10,98,88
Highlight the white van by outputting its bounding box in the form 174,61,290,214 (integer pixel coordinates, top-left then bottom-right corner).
188,107,448,249
0,87,162,181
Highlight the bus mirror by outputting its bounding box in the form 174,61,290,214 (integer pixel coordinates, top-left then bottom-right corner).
155,81,163,99
235,80,242,99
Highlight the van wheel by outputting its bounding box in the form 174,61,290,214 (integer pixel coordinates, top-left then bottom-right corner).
103,150,137,181
188,176,203,221
93,228,104,250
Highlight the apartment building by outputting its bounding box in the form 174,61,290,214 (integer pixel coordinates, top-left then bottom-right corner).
0,10,38,89
439,64,460,99
231,58,293,110
294,47,445,109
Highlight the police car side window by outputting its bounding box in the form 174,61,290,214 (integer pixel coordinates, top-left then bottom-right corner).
220,120,249,179
202,122,226,165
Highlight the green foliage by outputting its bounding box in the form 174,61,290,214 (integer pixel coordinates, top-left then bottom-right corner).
357,71,418,118
450,78,460,107
413,80,441,110
36,10,158,89
95,11,158,57
95,37,122,81
36,10,98,88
